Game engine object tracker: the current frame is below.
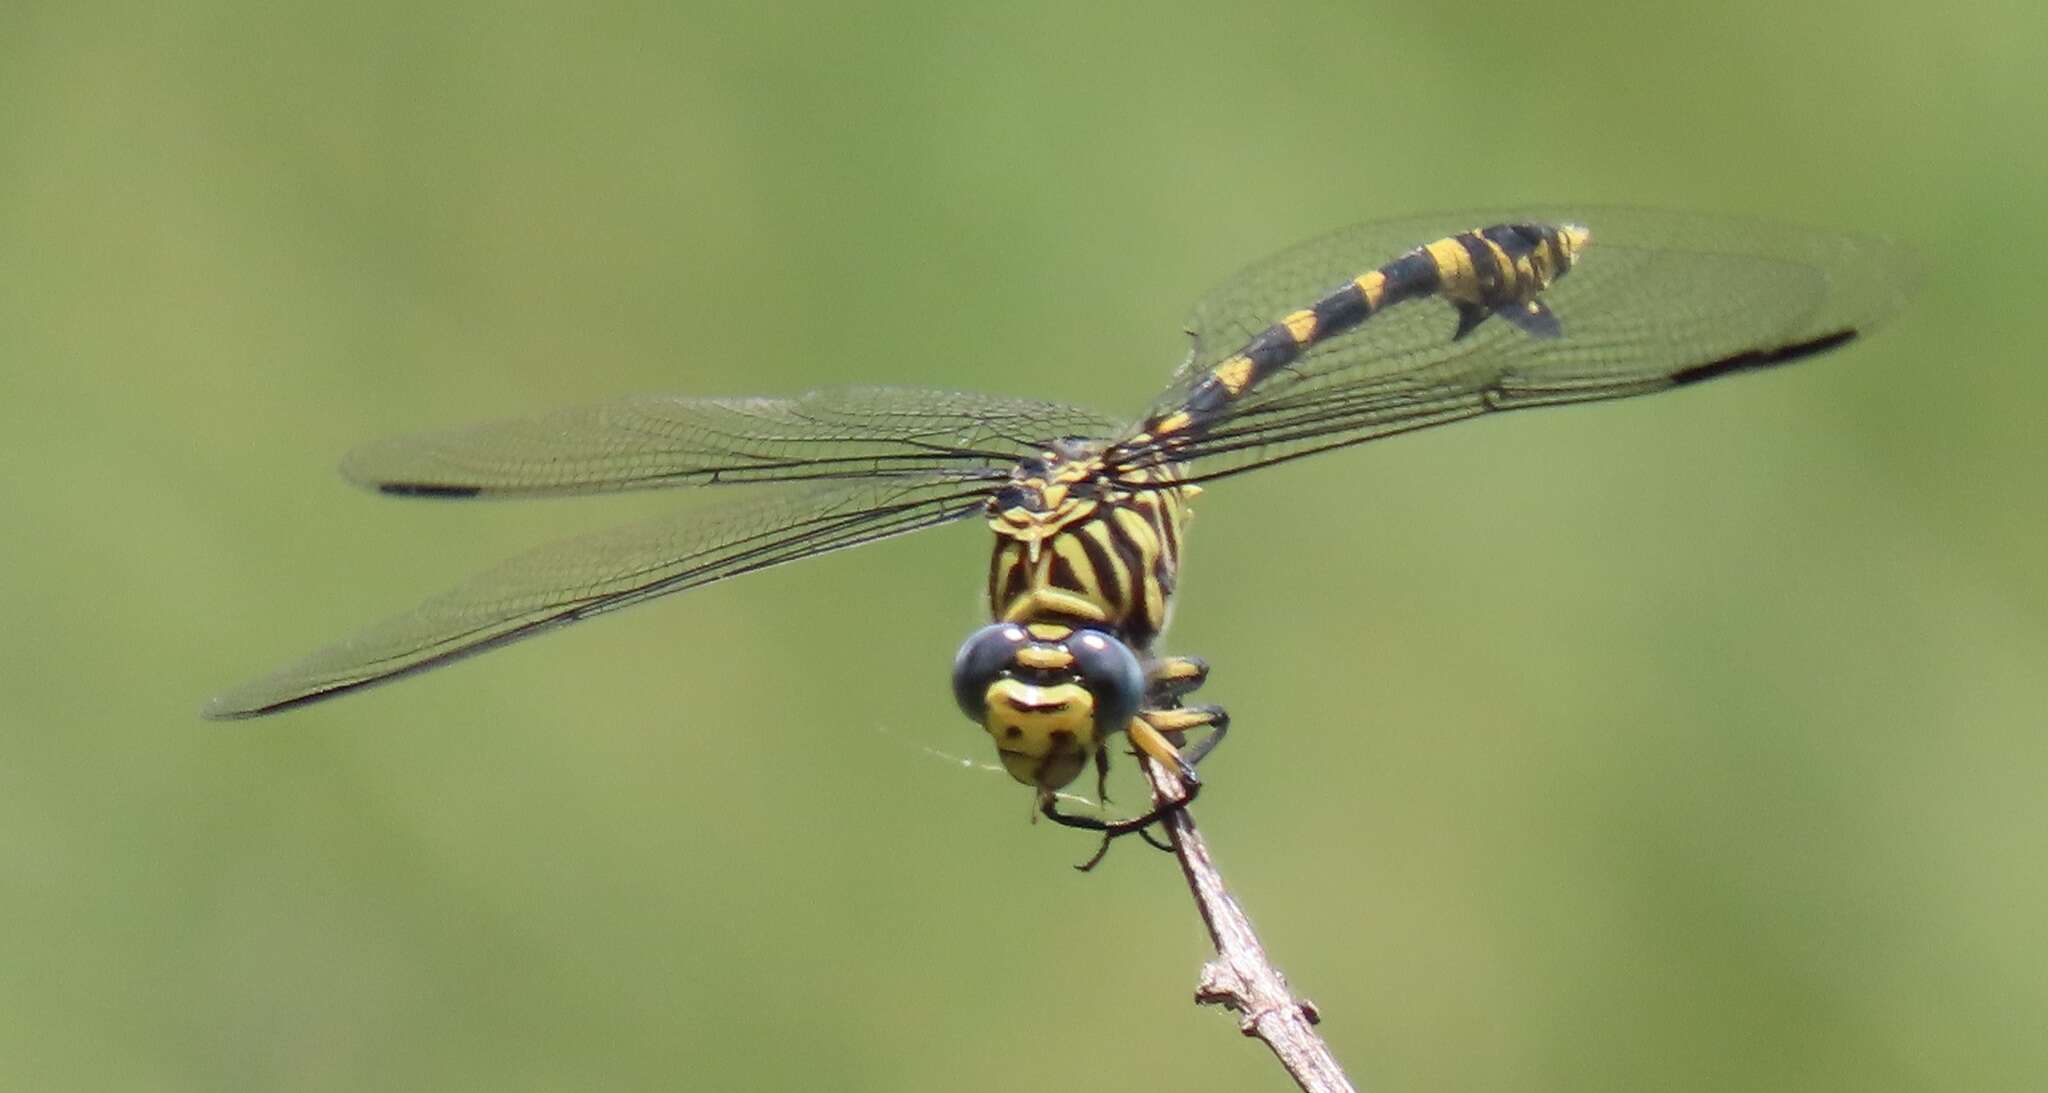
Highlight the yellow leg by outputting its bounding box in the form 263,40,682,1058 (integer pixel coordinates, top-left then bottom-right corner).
1129,713,1199,784
1039,652,1231,870
1039,708,1228,834
1141,704,1230,767
1146,654,1209,702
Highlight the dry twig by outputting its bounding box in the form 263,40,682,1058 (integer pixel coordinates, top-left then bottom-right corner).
1136,758,1357,1093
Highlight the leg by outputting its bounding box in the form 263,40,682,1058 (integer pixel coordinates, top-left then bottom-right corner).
1092,741,1112,806
1141,704,1230,767
1038,705,1228,834
1040,652,1231,870
1142,654,1227,767
1146,654,1209,704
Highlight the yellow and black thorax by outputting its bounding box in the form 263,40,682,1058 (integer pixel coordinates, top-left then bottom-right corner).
983,437,1197,652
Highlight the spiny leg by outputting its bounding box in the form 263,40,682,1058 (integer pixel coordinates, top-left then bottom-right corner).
1138,655,1229,770
1039,651,1232,868
1040,653,1229,828
1046,705,1229,870
1127,653,1232,797
1089,656,1214,810
1144,702,1231,769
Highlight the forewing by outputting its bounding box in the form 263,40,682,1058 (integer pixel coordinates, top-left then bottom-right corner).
344,385,1122,497
1140,208,1913,480
203,477,990,718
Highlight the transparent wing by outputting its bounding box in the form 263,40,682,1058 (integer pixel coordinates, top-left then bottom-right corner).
344,385,1122,497
203,476,991,718
1129,208,1914,481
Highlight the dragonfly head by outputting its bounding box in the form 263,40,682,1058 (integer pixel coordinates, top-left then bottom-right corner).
951,622,1144,791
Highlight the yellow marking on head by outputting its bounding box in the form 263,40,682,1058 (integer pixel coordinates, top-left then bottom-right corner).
983,680,1097,790
1151,410,1193,436
1025,622,1070,642
1281,308,1317,345
1353,270,1388,309
1425,236,1478,298
1016,645,1075,670
1210,354,1255,396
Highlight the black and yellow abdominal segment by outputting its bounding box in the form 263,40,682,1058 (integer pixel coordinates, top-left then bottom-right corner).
1125,221,1590,453
1109,208,1911,481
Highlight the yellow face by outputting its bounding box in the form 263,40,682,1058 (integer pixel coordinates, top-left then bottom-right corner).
979,680,1100,791
953,620,1145,795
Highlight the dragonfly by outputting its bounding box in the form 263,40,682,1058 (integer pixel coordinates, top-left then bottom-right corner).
205,207,1911,849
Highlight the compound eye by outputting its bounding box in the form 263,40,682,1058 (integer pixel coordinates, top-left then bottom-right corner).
950,624,1030,720
1067,629,1144,733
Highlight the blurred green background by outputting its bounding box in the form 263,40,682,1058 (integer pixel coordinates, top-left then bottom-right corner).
4,2,2043,1090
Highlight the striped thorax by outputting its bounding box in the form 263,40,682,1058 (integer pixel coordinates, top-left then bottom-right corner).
984,439,1195,651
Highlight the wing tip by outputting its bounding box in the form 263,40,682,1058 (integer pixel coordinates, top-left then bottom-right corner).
199,695,266,721
201,679,347,720
1669,328,1861,387
340,444,486,498
372,481,486,498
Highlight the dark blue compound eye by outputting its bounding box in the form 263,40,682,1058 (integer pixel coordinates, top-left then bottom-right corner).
951,623,1030,720
1067,629,1144,733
